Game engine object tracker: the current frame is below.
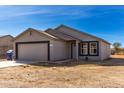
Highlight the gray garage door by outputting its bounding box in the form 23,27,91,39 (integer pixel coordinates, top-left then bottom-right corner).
18,43,48,61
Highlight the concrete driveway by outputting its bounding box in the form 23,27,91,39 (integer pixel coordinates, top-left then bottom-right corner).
0,60,36,68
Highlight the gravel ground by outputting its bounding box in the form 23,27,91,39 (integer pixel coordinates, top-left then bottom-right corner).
0,55,123,88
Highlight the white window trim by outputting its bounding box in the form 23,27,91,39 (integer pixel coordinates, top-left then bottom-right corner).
79,41,99,56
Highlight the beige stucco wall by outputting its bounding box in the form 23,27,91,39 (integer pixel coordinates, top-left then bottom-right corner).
52,40,70,60
14,30,70,61
100,41,111,60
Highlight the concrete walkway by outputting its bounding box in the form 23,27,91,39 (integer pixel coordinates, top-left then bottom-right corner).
0,61,36,68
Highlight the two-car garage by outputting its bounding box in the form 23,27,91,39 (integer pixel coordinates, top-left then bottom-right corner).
15,41,50,61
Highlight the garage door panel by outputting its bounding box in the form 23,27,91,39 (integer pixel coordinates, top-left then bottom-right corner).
18,43,48,61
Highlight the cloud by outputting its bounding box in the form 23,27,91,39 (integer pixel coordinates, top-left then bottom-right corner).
0,6,53,20
10,10,50,16
0,5,122,21
0,6,95,20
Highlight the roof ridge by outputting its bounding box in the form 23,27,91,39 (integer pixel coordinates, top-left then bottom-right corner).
45,29,67,41
45,28,78,41
40,31,58,39
53,29,81,41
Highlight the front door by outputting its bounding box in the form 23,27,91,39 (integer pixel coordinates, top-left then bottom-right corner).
71,43,76,59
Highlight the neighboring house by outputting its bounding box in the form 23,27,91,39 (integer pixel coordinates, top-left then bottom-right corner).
14,25,111,62
0,35,14,58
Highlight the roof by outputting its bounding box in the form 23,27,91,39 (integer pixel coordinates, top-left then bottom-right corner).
15,24,111,45
15,28,59,40
38,30,58,39
55,24,111,45
0,35,14,38
45,29,80,41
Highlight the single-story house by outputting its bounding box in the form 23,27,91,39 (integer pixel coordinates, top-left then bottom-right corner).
14,25,111,62
0,35,14,58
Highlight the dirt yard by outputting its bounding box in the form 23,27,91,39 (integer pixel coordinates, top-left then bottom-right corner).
0,55,124,88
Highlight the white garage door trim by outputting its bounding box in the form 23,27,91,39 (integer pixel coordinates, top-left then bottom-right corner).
15,41,50,61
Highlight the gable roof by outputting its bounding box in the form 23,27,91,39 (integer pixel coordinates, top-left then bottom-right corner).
45,29,80,41
15,28,59,40
0,35,14,39
55,24,111,45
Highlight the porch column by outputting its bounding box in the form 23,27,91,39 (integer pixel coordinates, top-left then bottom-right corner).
75,41,79,60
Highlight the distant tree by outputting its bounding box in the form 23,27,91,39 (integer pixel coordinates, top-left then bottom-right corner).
113,42,121,48
113,42,122,54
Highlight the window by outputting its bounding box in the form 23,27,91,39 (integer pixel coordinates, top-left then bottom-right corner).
89,42,98,55
79,41,98,56
80,42,88,55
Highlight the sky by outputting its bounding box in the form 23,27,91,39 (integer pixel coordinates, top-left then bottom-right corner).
0,5,124,47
